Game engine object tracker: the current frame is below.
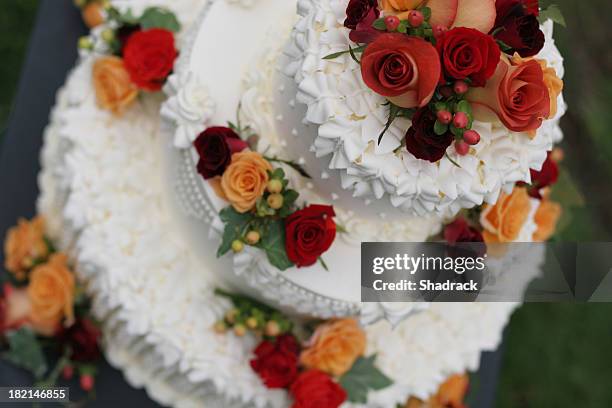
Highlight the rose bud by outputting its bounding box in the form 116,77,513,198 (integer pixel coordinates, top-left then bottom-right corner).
452,112,469,129
437,110,453,125
453,80,469,95
463,130,481,145
408,10,425,27
455,140,470,155
384,15,401,31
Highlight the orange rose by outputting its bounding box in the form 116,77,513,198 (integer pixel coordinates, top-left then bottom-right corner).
480,188,531,243
405,374,469,408
381,0,424,19
467,56,550,134
93,56,138,115
511,54,564,118
299,318,366,377
27,253,75,336
4,216,49,280
533,199,561,242
220,152,272,213
82,2,105,28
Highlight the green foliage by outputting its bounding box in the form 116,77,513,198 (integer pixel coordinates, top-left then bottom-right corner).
539,4,567,27
139,7,181,32
258,219,293,271
3,328,48,380
339,355,392,403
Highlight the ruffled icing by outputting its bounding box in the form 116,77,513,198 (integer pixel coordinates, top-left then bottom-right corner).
285,0,566,216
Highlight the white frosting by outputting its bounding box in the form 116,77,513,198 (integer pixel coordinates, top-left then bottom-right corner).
34,0,548,406
226,0,260,8
282,0,566,217
162,71,216,148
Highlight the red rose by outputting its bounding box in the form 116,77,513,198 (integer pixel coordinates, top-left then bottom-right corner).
60,318,101,362
290,370,347,408
344,0,379,30
444,217,484,244
528,152,558,198
437,27,500,87
444,217,486,258
194,127,249,179
123,29,177,91
285,205,336,268
492,0,544,58
405,107,454,162
250,334,300,389
360,33,441,108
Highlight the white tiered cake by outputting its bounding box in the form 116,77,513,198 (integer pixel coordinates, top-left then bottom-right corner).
36,0,565,406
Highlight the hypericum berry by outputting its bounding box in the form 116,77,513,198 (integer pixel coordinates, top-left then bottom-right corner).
267,194,284,210
62,365,74,380
455,140,470,156
234,324,247,337
439,86,454,99
246,317,259,329
101,29,115,43
267,179,283,194
432,24,448,38
408,10,425,27
213,321,227,334
264,320,281,337
463,130,481,145
77,36,93,50
246,230,261,245
231,240,244,253
384,15,401,31
453,80,469,95
80,375,94,392
436,110,452,125
225,308,238,324
452,112,469,129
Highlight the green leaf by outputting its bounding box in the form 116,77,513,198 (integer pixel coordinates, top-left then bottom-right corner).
434,120,449,136
139,7,181,32
449,125,465,138
497,39,513,52
378,103,402,145
260,219,293,271
420,6,432,21
397,21,408,34
256,197,276,218
539,4,566,27
372,18,387,30
456,100,472,115
3,328,48,379
217,207,254,257
339,355,393,403
323,45,366,60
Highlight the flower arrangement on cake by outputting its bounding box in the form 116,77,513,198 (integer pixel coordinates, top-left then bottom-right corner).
1,217,102,394
285,0,566,215
76,2,180,115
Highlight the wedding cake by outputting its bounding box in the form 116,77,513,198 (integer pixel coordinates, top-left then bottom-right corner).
34,0,566,406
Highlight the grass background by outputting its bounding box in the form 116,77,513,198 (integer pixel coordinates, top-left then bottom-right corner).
1,1,611,407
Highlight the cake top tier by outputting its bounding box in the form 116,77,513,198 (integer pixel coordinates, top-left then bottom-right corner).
279,0,565,216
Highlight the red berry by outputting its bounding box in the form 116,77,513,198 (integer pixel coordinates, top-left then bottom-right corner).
453,80,469,95
80,375,95,391
432,24,448,38
436,110,452,125
452,112,469,129
463,130,481,145
408,10,424,27
62,365,74,380
455,140,470,156
384,15,400,31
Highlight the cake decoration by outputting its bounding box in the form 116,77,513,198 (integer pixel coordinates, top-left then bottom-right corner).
285,0,566,215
